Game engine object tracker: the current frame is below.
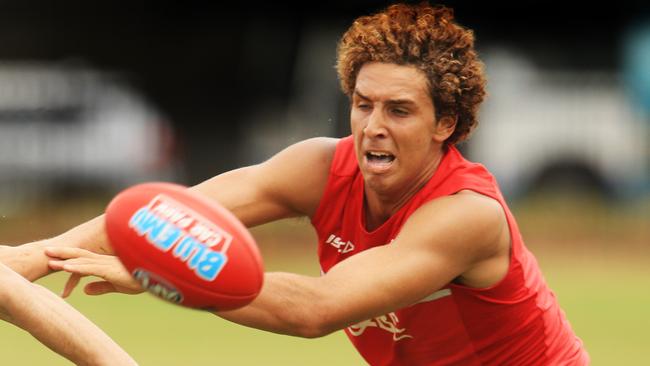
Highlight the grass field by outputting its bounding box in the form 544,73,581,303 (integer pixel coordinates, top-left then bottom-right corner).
0,194,648,365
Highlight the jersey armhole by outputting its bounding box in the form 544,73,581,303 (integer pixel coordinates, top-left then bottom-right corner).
310,136,356,227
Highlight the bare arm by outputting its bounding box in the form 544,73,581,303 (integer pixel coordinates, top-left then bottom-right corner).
41,136,509,340
215,192,510,338
47,192,508,338
1,137,337,281
0,263,137,366
191,137,336,225
0,216,109,281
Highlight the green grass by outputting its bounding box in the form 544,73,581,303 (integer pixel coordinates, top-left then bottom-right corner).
516,193,650,365
1,259,366,366
540,258,650,366
3,257,649,365
1,195,649,365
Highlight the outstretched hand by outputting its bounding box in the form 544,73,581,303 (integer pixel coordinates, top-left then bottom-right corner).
45,247,144,298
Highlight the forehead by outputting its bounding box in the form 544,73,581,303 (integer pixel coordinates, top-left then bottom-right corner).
354,62,430,101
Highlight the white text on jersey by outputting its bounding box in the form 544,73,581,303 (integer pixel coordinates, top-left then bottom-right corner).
325,234,355,254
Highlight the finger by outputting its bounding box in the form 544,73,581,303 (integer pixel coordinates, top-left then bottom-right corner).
61,273,82,298
48,259,65,270
61,262,112,278
84,281,118,296
44,246,96,260
49,257,100,271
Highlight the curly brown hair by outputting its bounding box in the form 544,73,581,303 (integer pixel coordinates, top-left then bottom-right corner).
336,2,487,145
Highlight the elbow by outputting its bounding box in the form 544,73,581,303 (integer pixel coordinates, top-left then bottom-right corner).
296,322,332,339
292,303,340,339
295,322,335,339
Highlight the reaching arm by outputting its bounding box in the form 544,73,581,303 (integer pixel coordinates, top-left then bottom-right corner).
0,137,337,282
215,191,510,338
0,216,110,281
0,262,137,366
41,138,509,339
191,137,336,225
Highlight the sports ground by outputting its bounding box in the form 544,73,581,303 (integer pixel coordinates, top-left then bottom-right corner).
0,193,648,365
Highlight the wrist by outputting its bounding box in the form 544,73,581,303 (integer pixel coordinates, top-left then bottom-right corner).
7,241,53,281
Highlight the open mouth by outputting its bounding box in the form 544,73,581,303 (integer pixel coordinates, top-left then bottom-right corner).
365,151,395,168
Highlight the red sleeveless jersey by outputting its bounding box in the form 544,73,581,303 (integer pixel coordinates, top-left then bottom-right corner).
311,136,589,366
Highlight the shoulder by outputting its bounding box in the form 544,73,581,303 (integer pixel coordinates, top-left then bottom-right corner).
280,137,338,165
262,137,338,181
258,137,339,216
436,146,500,196
192,137,339,226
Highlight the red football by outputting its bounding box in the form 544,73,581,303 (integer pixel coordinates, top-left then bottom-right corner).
104,182,264,310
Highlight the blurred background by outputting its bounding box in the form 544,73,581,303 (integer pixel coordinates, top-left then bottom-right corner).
0,0,648,364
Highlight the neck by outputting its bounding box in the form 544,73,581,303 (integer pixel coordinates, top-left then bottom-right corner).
364,148,445,231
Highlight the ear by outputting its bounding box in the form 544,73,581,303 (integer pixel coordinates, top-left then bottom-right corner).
432,115,457,143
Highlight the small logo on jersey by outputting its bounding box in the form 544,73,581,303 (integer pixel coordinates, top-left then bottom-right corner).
348,312,412,341
325,234,355,254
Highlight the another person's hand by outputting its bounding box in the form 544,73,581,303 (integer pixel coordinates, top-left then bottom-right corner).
45,247,143,297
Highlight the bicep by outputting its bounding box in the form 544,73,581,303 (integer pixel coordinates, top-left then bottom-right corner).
314,194,505,331
191,137,336,227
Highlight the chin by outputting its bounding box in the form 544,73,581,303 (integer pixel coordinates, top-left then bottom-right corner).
362,173,395,194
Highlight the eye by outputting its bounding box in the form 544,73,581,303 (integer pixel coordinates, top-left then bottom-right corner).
391,108,409,117
356,103,372,111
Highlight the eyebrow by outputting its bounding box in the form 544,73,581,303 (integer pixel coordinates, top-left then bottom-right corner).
353,89,416,106
353,90,371,101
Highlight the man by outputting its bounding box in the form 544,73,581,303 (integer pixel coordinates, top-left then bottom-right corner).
2,3,589,365
0,262,137,365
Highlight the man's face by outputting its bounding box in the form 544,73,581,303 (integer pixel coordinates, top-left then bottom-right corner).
351,62,444,196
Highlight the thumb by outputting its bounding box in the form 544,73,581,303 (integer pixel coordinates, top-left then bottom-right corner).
84,281,118,296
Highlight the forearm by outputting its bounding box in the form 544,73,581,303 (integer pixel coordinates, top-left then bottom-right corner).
0,265,136,365
216,241,450,339
1,215,110,281
215,272,334,338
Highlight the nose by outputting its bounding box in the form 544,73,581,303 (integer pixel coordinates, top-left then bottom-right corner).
363,108,387,139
